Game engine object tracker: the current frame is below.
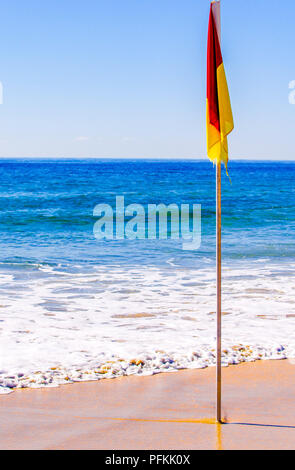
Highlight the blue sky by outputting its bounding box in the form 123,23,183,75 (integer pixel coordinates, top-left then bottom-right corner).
0,0,294,160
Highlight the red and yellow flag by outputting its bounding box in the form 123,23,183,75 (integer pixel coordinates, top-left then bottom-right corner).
207,1,234,167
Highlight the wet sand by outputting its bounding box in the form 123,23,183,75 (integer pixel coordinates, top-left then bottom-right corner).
1,360,295,450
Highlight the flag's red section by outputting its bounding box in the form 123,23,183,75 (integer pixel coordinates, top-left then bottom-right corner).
207,5,223,132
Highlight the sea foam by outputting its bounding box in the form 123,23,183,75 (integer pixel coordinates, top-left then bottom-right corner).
0,262,294,393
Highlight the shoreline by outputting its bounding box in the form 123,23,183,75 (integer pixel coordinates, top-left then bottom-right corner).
0,344,288,395
1,359,295,450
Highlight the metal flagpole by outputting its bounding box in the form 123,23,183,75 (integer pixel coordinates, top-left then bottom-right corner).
213,0,222,425
216,162,222,423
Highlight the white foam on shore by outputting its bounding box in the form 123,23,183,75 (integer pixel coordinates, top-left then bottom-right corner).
0,262,295,393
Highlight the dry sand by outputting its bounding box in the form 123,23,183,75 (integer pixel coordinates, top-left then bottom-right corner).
1,359,295,450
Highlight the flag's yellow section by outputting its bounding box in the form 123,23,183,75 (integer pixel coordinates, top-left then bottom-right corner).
217,63,234,138
206,99,229,166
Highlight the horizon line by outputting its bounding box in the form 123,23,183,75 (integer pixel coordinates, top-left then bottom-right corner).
0,156,294,162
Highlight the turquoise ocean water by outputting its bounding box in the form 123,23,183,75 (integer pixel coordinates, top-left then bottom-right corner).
1,159,295,267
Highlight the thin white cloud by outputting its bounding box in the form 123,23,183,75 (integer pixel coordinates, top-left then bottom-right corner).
122,137,135,143
74,136,90,142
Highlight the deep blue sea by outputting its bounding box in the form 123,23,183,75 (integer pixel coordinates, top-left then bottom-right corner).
1,159,295,393
0,159,295,268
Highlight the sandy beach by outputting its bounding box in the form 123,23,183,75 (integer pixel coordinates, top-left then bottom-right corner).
0,359,295,450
